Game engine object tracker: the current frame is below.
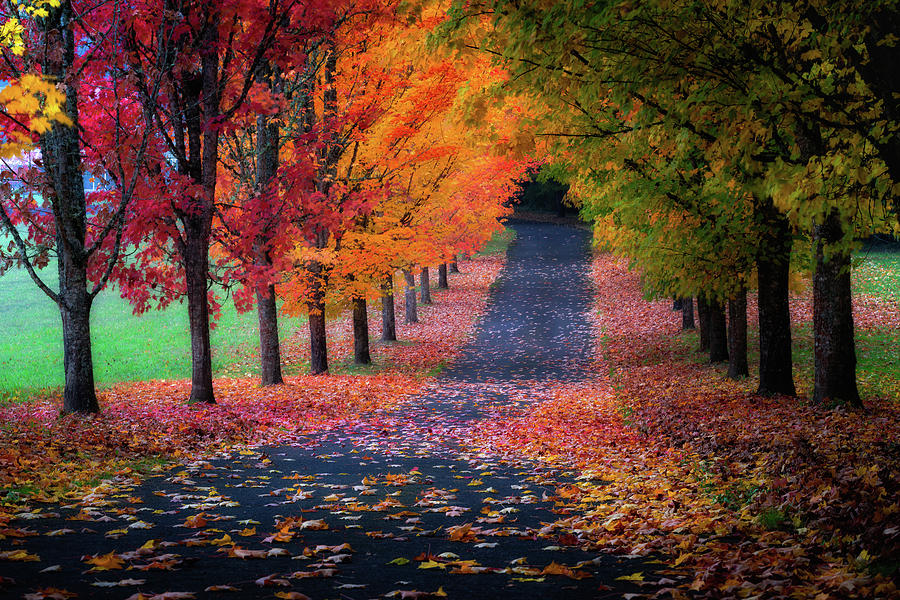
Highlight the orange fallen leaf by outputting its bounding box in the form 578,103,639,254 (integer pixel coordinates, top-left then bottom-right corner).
84,551,124,571
182,514,208,528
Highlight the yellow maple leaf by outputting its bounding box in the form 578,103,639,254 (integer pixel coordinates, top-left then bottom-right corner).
209,534,232,546
0,549,39,561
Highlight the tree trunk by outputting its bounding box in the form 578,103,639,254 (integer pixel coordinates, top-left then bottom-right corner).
420,266,432,304
255,276,283,385
58,286,98,414
681,297,695,330
381,275,397,342
708,297,729,363
727,290,749,379
179,6,221,405
183,228,215,404
697,295,711,352
352,297,372,365
438,263,449,289
39,0,99,414
756,206,796,396
673,298,682,311
812,211,861,406
450,257,459,273
306,255,328,375
403,269,418,324
254,108,283,385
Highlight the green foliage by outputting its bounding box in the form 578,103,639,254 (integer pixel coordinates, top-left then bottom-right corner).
757,508,789,531
443,0,899,300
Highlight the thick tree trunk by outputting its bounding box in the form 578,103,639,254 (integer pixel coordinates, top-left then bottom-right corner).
183,229,215,404
681,297,695,330
306,256,328,375
420,267,432,304
697,295,711,352
58,286,98,414
36,0,99,414
381,275,397,342
438,263,449,289
812,212,861,406
450,257,459,273
403,269,418,324
352,297,372,365
253,104,283,385
727,290,749,379
255,276,283,385
756,207,796,396
708,298,729,363
179,6,221,405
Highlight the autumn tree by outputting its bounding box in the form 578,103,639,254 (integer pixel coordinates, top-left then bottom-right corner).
279,5,522,368
120,0,331,402
0,0,161,413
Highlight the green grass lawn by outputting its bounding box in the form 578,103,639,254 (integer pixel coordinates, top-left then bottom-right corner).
477,227,517,255
0,227,518,403
0,264,305,403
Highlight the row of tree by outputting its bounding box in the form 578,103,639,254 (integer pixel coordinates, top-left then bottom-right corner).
0,0,523,414
444,0,899,407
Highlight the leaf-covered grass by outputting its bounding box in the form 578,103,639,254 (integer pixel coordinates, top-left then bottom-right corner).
579,255,898,597
854,246,900,302
468,255,899,599
0,264,306,404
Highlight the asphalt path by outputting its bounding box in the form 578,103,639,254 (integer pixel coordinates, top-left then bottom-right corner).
0,222,653,600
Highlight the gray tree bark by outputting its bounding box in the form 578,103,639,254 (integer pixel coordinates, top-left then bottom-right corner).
727,290,749,379
420,267,432,304
381,275,397,341
756,205,796,396
39,0,98,413
708,298,729,363
697,295,711,352
352,297,372,365
403,269,418,323
681,297,695,330
253,104,283,385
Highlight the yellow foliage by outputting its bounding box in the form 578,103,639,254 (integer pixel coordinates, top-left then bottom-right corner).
0,2,71,161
